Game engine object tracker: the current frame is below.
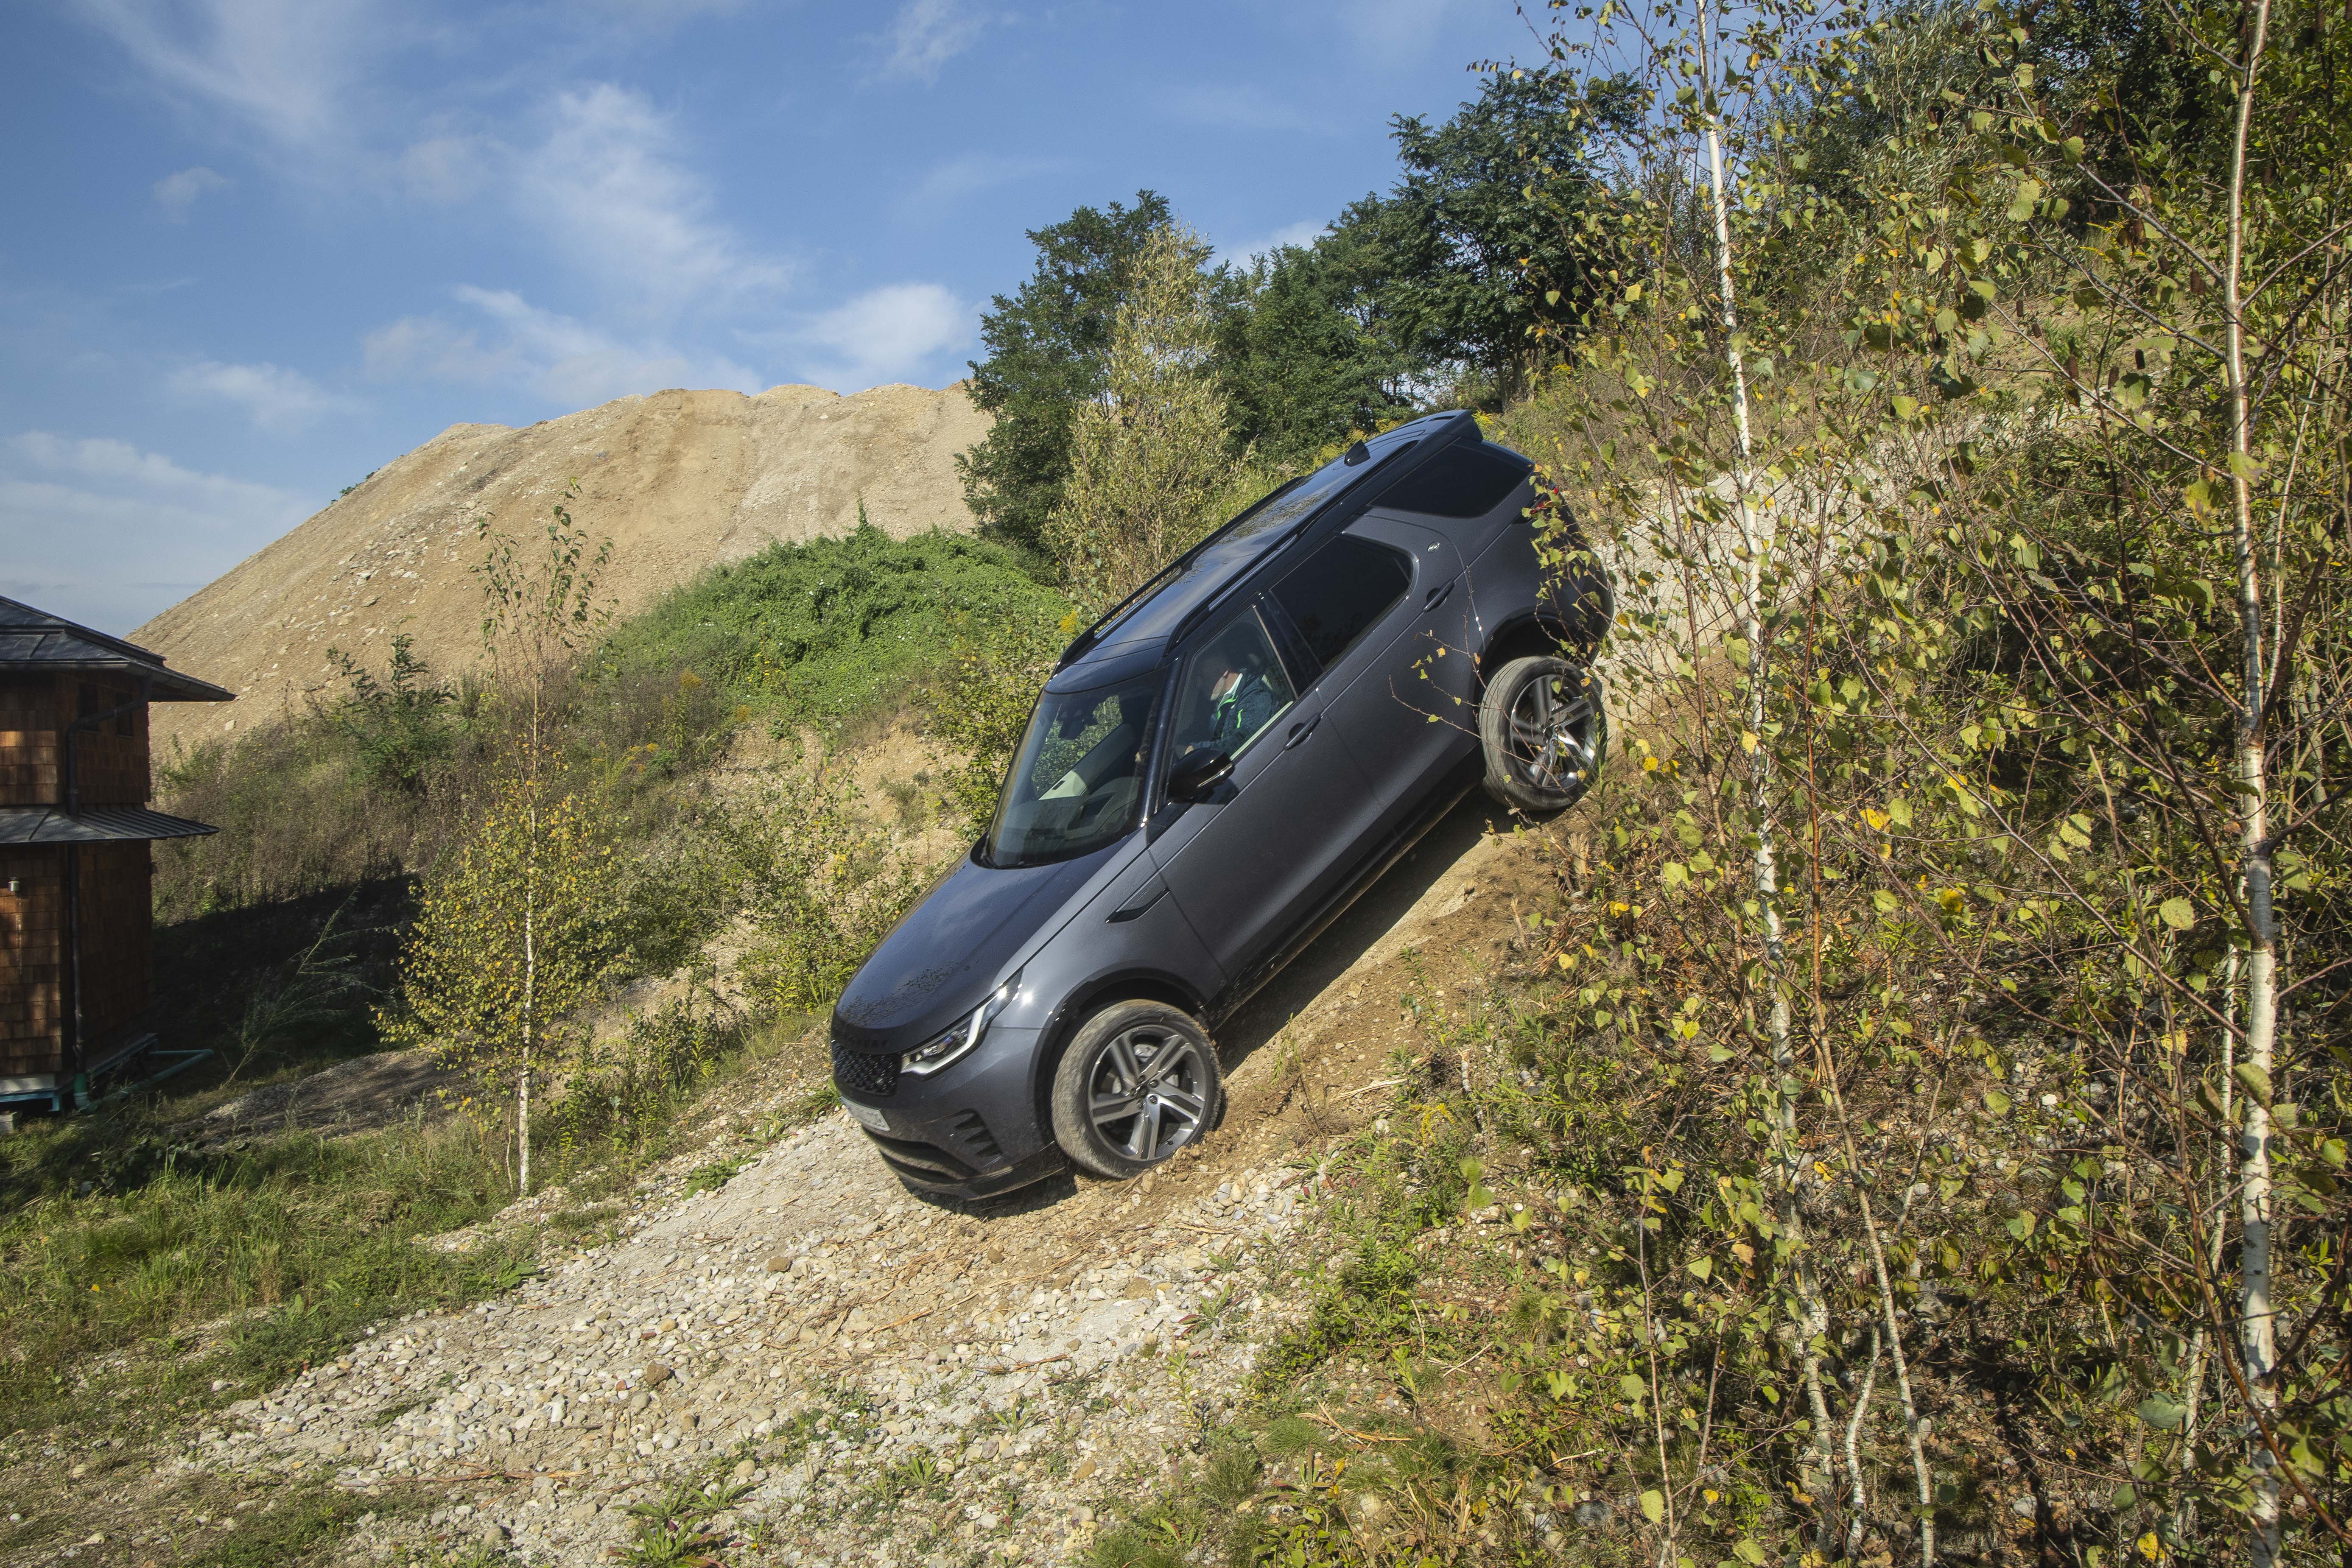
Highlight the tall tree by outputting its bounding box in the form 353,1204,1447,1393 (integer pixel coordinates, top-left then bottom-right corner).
1217,239,1412,462
1333,71,1620,405
958,192,1189,555
1045,225,1238,609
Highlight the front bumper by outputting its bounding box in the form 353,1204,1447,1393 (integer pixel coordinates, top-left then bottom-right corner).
833,1026,1061,1199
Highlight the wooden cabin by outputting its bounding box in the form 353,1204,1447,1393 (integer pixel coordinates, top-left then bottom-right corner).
0,597,231,1109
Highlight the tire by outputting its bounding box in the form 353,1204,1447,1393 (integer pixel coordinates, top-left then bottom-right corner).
1479,655,1606,816
1049,1001,1225,1180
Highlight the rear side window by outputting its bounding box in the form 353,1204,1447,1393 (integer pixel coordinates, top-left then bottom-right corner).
1270,536,1412,673
1378,444,1531,519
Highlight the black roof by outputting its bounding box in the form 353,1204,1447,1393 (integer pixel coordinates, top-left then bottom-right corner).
0,596,234,702
1050,410,1482,686
0,805,221,844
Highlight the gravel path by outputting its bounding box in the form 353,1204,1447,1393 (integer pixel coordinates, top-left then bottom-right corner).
176,1096,1320,1565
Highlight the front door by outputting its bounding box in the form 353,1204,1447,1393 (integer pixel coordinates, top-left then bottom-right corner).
1148,599,1378,990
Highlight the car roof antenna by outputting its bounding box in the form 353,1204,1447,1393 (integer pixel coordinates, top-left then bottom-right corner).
1342,440,1370,466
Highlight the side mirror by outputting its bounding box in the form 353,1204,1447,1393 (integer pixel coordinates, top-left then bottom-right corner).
1168,749,1234,802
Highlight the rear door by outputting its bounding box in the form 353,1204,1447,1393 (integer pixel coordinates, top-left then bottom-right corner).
1270,517,1476,834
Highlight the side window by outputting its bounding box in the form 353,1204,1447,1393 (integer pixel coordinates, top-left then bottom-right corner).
1269,535,1412,673
1170,608,1298,766
1378,444,1530,519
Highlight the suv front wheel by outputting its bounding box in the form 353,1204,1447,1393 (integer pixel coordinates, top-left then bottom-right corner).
1480,655,1606,815
1050,1001,1225,1179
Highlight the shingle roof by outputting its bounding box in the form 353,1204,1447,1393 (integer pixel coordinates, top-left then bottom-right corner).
0,596,233,702
0,806,221,845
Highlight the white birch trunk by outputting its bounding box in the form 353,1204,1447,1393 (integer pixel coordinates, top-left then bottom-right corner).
1694,0,1836,1509
2221,6,2279,1563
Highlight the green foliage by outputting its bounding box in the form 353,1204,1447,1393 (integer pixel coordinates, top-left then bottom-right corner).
1046,224,1245,610
321,633,458,796
380,777,626,1194
734,766,928,1013
1217,240,1412,463
590,522,1067,728
927,601,1078,830
1329,70,1627,406
960,190,1183,553
0,1110,530,1435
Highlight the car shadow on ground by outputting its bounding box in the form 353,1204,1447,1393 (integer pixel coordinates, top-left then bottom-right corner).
1217,786,1515,1073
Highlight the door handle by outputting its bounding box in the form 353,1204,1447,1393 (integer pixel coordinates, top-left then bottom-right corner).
1423,579,1455,613
1283,713,1322,750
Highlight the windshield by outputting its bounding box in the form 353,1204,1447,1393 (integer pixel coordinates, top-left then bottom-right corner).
981,674,1162,867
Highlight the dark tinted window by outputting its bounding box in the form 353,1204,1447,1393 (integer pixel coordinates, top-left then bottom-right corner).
1270,536,1412,673
1378,444,1531,519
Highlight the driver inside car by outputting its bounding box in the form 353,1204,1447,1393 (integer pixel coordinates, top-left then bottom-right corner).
1208,654,1280,749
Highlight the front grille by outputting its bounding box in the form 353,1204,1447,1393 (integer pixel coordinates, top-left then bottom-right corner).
832,1038,899,1098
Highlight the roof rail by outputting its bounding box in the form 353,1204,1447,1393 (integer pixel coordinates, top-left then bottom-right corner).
1052,410,1481,671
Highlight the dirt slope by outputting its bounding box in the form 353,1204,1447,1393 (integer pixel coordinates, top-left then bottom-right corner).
17,795,1555,1566
131,382,989,757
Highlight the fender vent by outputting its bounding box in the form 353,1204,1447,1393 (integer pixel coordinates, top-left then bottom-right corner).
951,1109,1003,1166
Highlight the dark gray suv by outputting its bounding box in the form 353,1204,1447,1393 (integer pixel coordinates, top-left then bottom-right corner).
831,411,1610,1198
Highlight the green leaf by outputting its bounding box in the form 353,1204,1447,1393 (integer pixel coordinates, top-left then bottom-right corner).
2158,897,2195,930
1984,1089,2012,1115
2137,1396,2186,1430
1687,1257,1713,1280
1734,1540,1768,1566
1619,1373,1649,1402
2234,1062,2274,1107
1640,1490,1667,1525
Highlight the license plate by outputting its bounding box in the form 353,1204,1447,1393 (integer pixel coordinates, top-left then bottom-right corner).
843,1099,889,1133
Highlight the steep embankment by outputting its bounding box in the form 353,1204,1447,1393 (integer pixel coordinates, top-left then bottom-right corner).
131,383,988,757
14,795,1549,1566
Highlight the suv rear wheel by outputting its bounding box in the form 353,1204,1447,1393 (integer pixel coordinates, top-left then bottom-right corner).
1050,1001,1224,1179
1480,655,1606,815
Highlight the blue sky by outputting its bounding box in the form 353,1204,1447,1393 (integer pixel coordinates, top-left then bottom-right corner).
0,0,1544,634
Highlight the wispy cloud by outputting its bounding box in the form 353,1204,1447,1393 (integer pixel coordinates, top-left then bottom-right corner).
0,431,313,633
872,0,991,85
152,165,232,218
1161,83,1332,134
521,84,791,316
76,0,380,150
364,285,765,406
789,282,972,390
897,151,1062,220
168,359,355,432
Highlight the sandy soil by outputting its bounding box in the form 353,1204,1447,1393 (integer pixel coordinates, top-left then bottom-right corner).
132,383,989,759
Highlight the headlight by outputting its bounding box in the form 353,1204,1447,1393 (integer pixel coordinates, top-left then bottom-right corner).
902,971,1021,1078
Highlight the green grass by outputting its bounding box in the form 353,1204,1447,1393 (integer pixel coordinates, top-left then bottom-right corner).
0,1109,535,1433
588,522,1068,727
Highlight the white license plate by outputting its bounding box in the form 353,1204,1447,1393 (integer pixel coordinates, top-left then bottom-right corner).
843,1099,889,1133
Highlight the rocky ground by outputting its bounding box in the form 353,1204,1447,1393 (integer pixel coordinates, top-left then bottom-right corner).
6,792,1559,1567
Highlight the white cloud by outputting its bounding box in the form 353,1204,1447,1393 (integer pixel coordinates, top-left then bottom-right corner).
168,359,354,433
1220,219,1328,268
152,165,232,218
791,282,972,390
364,285,765,407
76,0,378,149
0,432,314,634
873,0,990,84
522,83,791,316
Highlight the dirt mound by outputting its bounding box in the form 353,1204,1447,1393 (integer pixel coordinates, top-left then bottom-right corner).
132,382,989,757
